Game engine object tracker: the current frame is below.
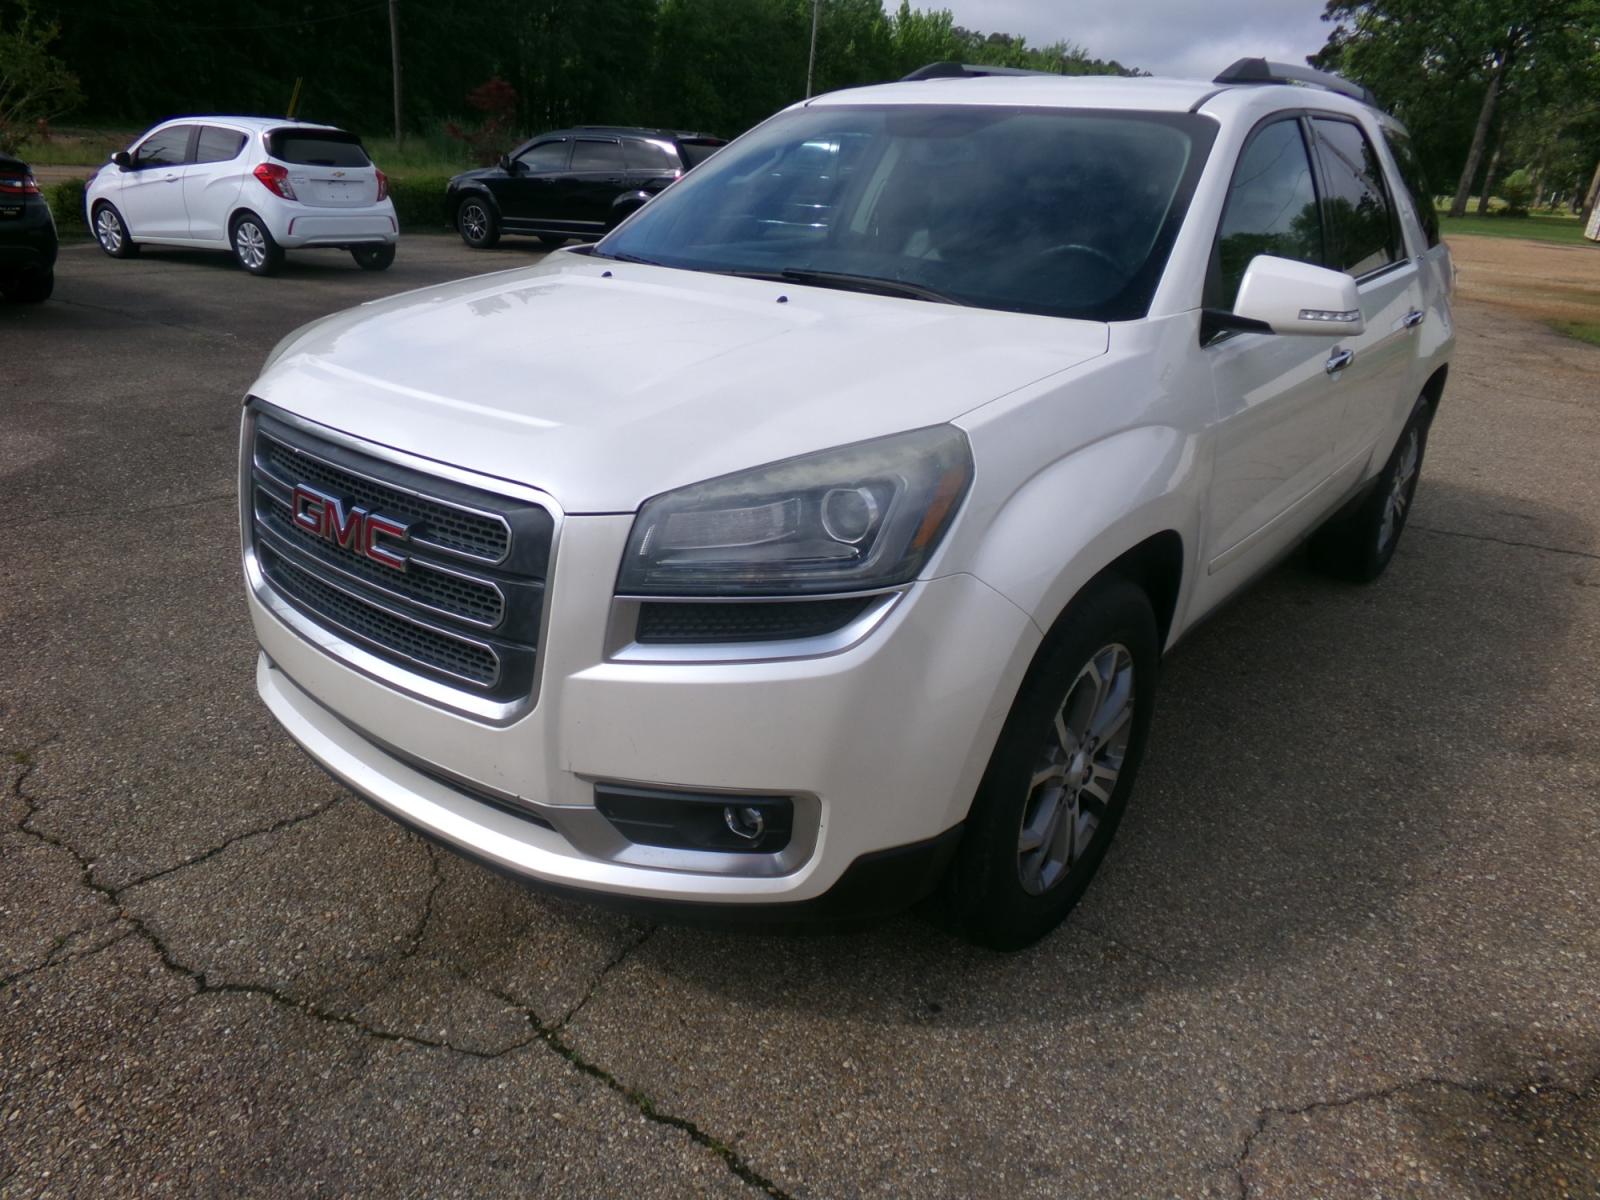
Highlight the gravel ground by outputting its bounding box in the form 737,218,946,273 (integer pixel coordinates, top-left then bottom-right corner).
1,233,1596,1198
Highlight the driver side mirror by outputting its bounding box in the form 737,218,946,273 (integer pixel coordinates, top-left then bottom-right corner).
1231,255,1365,336
498,153,518,174
112,150,133,170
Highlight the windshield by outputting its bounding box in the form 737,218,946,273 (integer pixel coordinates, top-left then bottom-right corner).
597,105,1214,321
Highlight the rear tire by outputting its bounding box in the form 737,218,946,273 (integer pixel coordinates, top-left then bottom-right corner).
92,203,138,258
456,197,499,249
3,267,53,303
939,575,1159,950
1309,394,1432,583
231,213,283,276
351,243,396,271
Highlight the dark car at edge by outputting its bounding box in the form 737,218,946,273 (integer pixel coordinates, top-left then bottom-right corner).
0,154,58,303
444,125,725,250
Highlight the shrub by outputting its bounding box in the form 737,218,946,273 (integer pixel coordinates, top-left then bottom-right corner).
1498,168,1534,217
445,77,518,166
46,175,86,232
387,173,455,233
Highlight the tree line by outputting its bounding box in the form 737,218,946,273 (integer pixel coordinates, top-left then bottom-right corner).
5,0,1134,149
1314,0,1600,216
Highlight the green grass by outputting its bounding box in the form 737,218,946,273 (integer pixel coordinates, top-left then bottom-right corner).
1552,320,1600,347
1440,211,1592,247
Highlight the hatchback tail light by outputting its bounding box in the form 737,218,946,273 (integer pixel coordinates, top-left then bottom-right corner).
252,162,297,201
0,174,41,195
374,167,389,202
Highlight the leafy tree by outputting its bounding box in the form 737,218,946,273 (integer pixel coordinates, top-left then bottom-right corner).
1315,0,1600,217
0,4,82,153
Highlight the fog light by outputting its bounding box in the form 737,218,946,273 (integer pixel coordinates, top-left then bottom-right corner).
594,783,794,853
724,804,766,841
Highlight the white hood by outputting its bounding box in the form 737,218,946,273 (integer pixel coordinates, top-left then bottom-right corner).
253,252,1109,512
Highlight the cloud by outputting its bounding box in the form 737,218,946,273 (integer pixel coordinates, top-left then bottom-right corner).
926,0,1334,78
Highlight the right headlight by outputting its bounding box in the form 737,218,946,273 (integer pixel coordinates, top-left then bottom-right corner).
616,425,974,597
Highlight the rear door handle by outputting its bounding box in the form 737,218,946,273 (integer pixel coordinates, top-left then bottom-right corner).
1402,308,1425,328
1325,348,1354,375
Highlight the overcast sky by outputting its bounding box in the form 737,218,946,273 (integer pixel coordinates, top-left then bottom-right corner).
933,1,1335,79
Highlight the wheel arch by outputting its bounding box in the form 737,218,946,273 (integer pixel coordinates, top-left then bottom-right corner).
950,422,1201,654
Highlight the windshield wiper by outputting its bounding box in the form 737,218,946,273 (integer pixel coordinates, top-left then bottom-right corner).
720,268,966,306
592,249,666,267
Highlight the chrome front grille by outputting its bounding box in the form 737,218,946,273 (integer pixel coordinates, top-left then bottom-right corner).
243,401,554,715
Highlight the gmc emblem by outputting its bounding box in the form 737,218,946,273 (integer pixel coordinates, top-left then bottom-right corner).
291,483,410,571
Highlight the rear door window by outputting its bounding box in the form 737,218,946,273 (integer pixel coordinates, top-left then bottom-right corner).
268,131,371,167
625,139,681,172
135,125,194,168
1382,128,1439,249
1208,118,1325,309
515,141,570,172
572,140,627,172
1312,117,1400,276
195,127,247,164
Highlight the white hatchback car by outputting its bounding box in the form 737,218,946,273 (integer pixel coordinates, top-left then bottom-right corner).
86,117,398,275
240,61,1454,948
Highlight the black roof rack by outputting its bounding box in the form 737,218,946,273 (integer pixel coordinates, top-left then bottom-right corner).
900,61,1057,82
1214,58,1379,108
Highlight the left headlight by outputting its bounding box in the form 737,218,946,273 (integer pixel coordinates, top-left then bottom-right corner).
616,425,974,597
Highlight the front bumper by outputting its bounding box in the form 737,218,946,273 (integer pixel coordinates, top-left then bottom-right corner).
248,511,1039,907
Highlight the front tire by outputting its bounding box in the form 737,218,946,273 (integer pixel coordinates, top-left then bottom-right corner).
2,267,53,303
940,576,1160,950
456,197,499,249
1309,394,1432,582
351,243,396,271
231,213,283,276
92,203,138,259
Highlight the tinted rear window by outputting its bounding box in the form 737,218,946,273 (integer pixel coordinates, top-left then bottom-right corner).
1383,128,1439,248
196,126,247,164
679,140,724,168
268,131,371,167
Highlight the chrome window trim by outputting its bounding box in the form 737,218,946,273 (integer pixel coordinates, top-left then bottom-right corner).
241,398,562,725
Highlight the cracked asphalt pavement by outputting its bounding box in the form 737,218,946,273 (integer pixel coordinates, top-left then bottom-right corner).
2,234,1597,1198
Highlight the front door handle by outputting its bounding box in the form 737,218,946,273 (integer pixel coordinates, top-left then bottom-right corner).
1402,308,1425,328
1325,347,1354,375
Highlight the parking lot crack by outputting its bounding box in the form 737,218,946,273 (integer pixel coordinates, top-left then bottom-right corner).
1225,1069,1600,1197
116,797,345,892
555,923,656,1030
5,490,237,532
1411,523,1600,561
1077,922,1178,974
450,965,791,1197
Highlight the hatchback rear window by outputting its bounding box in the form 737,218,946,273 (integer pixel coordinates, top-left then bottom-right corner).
268,130,371,167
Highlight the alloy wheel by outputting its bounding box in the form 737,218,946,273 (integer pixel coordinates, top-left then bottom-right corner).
461,203,489,243
1017,643,1135,896
235,221,267,270
95,209,123,253
1379,427,1420,552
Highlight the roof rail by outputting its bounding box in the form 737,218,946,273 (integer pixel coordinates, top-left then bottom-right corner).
1214,57,1379,108
900,61,1057,82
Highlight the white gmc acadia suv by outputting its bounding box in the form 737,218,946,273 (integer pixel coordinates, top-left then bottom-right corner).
239,61,1454,948
87,117,398,275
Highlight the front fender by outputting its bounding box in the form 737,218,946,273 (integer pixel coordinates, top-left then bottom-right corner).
445,183,499,226
950,424,1204,647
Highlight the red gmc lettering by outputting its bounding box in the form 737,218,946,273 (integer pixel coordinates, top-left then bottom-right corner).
289,483,409,571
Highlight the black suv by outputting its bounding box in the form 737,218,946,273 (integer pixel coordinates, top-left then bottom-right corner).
445,126,725,250
0,154,57,303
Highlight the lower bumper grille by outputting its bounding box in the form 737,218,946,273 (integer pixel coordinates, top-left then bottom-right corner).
243,400,554,714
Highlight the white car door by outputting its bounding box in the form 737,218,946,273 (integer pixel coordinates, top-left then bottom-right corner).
184,125,249,245
1308,116,1427,476
117,124,195,240
1196,116,1344,606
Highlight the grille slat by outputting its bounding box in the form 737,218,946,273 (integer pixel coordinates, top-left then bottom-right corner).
246,406,551,709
